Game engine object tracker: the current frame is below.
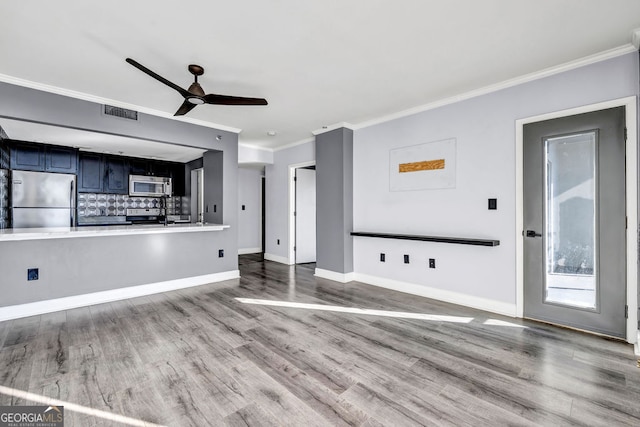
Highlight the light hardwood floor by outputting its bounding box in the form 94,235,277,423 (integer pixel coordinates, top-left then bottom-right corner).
1,255,639,426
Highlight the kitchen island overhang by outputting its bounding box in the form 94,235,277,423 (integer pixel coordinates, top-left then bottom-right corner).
0,223,239,321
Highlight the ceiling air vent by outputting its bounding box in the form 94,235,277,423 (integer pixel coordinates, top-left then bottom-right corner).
104,105,138,121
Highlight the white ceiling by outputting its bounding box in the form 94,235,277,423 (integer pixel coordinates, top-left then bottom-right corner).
0,1,639,156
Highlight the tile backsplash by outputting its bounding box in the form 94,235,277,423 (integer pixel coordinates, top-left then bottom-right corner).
0,169,8,229
77,193,187,217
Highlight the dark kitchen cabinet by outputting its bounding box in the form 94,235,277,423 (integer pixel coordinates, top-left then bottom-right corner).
104,156,128,194
45,146,78,173
10,142,45,171
129,158,173,177
78,152,105,193
171,163,186,196
129,158,150,176
79,153,129,194
10,142,77,173
150,161,171,178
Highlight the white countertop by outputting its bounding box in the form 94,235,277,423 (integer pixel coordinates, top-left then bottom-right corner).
0,223,230,241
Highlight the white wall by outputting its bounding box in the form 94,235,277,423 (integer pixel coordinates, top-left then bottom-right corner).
353,52,639,315
238,144,274,165
264,141,315,263
238,167,263,253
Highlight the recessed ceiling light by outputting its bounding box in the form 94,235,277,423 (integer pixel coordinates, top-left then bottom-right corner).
267,130,277,136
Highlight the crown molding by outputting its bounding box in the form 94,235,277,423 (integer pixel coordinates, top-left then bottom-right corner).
311,122,355,136
238,142,274,152
0,73,242,134
273,136,315,152
632,28,640,50
352,44,637,131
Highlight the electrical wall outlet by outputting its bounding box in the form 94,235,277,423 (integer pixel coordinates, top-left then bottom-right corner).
218,249,224,258
488,198,497,210
380,253,385,262
277,239,280,245
27,268,39,281
429,258,436,269
404,254,410,264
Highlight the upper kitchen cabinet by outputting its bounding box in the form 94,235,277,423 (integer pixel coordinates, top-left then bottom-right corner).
129,158,150,176
129,158,172,177
150,161,171,178
45,145,78,173
104,155,128,194
10,141,77,173
10,141,44,171
78,152,104,193
78,153,129,194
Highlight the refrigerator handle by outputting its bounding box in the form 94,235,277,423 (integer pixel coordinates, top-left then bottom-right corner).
70,179,75,227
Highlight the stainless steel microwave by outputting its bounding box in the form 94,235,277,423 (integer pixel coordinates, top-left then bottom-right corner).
129,175,172,197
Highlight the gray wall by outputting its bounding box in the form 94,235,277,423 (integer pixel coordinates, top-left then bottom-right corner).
0,231,237,307
353,52,639,307
238,167,262,252
0,81,239,307
316,128,353,274
264,141,315,262
0,82,238,149
204,150,225,224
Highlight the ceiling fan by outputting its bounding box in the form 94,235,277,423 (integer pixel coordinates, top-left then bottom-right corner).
125,58,268,116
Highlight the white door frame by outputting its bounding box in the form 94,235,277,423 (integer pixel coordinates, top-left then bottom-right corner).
288,161,316,264
515,96,638,343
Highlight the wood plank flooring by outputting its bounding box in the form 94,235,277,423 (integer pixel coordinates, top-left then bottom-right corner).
1,255,639,426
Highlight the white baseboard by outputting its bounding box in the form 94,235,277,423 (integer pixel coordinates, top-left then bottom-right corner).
264,252,292,265
353,273,517,317
238,247,262,255
0,270,240,322
315,268,355,283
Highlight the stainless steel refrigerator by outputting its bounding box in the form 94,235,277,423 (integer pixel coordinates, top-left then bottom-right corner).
11,170,76,228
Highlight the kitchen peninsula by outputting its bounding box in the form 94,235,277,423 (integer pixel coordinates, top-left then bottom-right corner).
0,80,241,321
0,221,229,242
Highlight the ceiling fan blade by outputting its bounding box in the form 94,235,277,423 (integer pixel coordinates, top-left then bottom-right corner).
126,58,191,98
203,93,268,106
174,100,198,116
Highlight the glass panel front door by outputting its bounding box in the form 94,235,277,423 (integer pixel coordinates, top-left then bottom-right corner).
544,132,597,309
523,107,626,338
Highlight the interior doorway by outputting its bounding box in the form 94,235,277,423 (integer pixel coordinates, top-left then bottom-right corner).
288,161,316,264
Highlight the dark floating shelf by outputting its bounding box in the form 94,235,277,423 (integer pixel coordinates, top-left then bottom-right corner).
350,231,500,247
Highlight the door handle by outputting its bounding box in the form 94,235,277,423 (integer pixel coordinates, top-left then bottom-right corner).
525,230,542,238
